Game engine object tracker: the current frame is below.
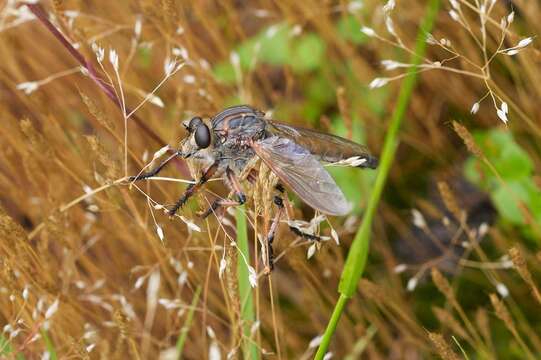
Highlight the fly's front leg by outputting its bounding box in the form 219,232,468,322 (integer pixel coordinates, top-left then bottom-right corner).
200,168,246,219
168,162,219,217
129,151,179,181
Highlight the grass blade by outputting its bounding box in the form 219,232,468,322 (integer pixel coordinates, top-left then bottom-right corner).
0,334,26,360
315,1,441,358
176,285,202,359
236,205,259,359
41,330,57,360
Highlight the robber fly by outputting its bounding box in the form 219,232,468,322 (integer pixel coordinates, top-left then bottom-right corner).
131,105,377,269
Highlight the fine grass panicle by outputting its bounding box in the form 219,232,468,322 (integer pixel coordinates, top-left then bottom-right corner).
1,0,540,358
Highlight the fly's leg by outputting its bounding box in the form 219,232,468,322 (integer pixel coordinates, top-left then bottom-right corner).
265,195,285,274
200,197,240,219
275,183,323,241
199,168,246,219
167,162,218,217
288,226,322,242
129,152,179,181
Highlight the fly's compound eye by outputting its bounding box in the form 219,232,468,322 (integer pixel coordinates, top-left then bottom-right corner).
188,116,203,132
194,123,211,149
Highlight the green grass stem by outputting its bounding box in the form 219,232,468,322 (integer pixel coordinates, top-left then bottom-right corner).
236,205,259,360
176,285,202,359
315,1,440,358
41,330,57,360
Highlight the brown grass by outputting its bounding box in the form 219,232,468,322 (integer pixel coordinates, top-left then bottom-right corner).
1,0,541,359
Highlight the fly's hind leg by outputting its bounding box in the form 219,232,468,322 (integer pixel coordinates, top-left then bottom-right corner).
279,182,323,242
264,194,285,274
288,226,322,242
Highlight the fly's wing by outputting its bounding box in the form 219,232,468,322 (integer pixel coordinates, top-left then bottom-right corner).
267,120,378,169
251,136,352,216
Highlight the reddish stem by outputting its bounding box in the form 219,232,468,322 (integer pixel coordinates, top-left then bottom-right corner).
26,3,188,175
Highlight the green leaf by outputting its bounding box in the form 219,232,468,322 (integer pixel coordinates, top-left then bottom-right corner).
291,33,325,73
212,61,236,84
495,144,533,181
492,181,529,224
236,38,259,70
476,129,533,180
491,178,541,225
257,24,291,65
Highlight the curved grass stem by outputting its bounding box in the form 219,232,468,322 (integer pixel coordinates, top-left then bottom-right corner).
315,1,441,358
236,205,259,359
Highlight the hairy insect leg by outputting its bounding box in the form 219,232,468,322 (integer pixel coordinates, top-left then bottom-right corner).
200,168,246,219
200,197,238,219
129,151,180,181
288,226,322,242
168,162,219,217
264,195,285,274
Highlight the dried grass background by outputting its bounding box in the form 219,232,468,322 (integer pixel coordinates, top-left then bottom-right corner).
1,0,541,359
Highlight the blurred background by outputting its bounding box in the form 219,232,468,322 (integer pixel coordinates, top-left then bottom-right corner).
1,0,540,358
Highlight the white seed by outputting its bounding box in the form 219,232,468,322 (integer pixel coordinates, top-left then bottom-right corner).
183,74,196,84
134,16,142,37
230,51,240,66
156,225,165,243
108,49,119,71
497,109,508,124
360,26,376,37
406,277,418,291
507,11,515,24
309,335,323,348
134,276,146,290
505,49,519,56
411,209,427,228
517,37,533,48
470,102,480,114
496,283,509,298
331,228,339,245
16,81,39,95
383,0,395,13
219,258,227,279
148,94,164,108
248,266,258,288
209,342,221,360
449,0,460,10
449,10,460,22
501,101,508,114
307,244,317,259
478,222,489,238
45,299,59,319
369,77,389,89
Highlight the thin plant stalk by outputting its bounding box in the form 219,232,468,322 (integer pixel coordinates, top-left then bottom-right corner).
315,0,440,358
41,330,57,360
236,205,259,359
176,285,202,359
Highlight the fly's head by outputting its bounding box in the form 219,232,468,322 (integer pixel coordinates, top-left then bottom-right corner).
180,116,217,176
